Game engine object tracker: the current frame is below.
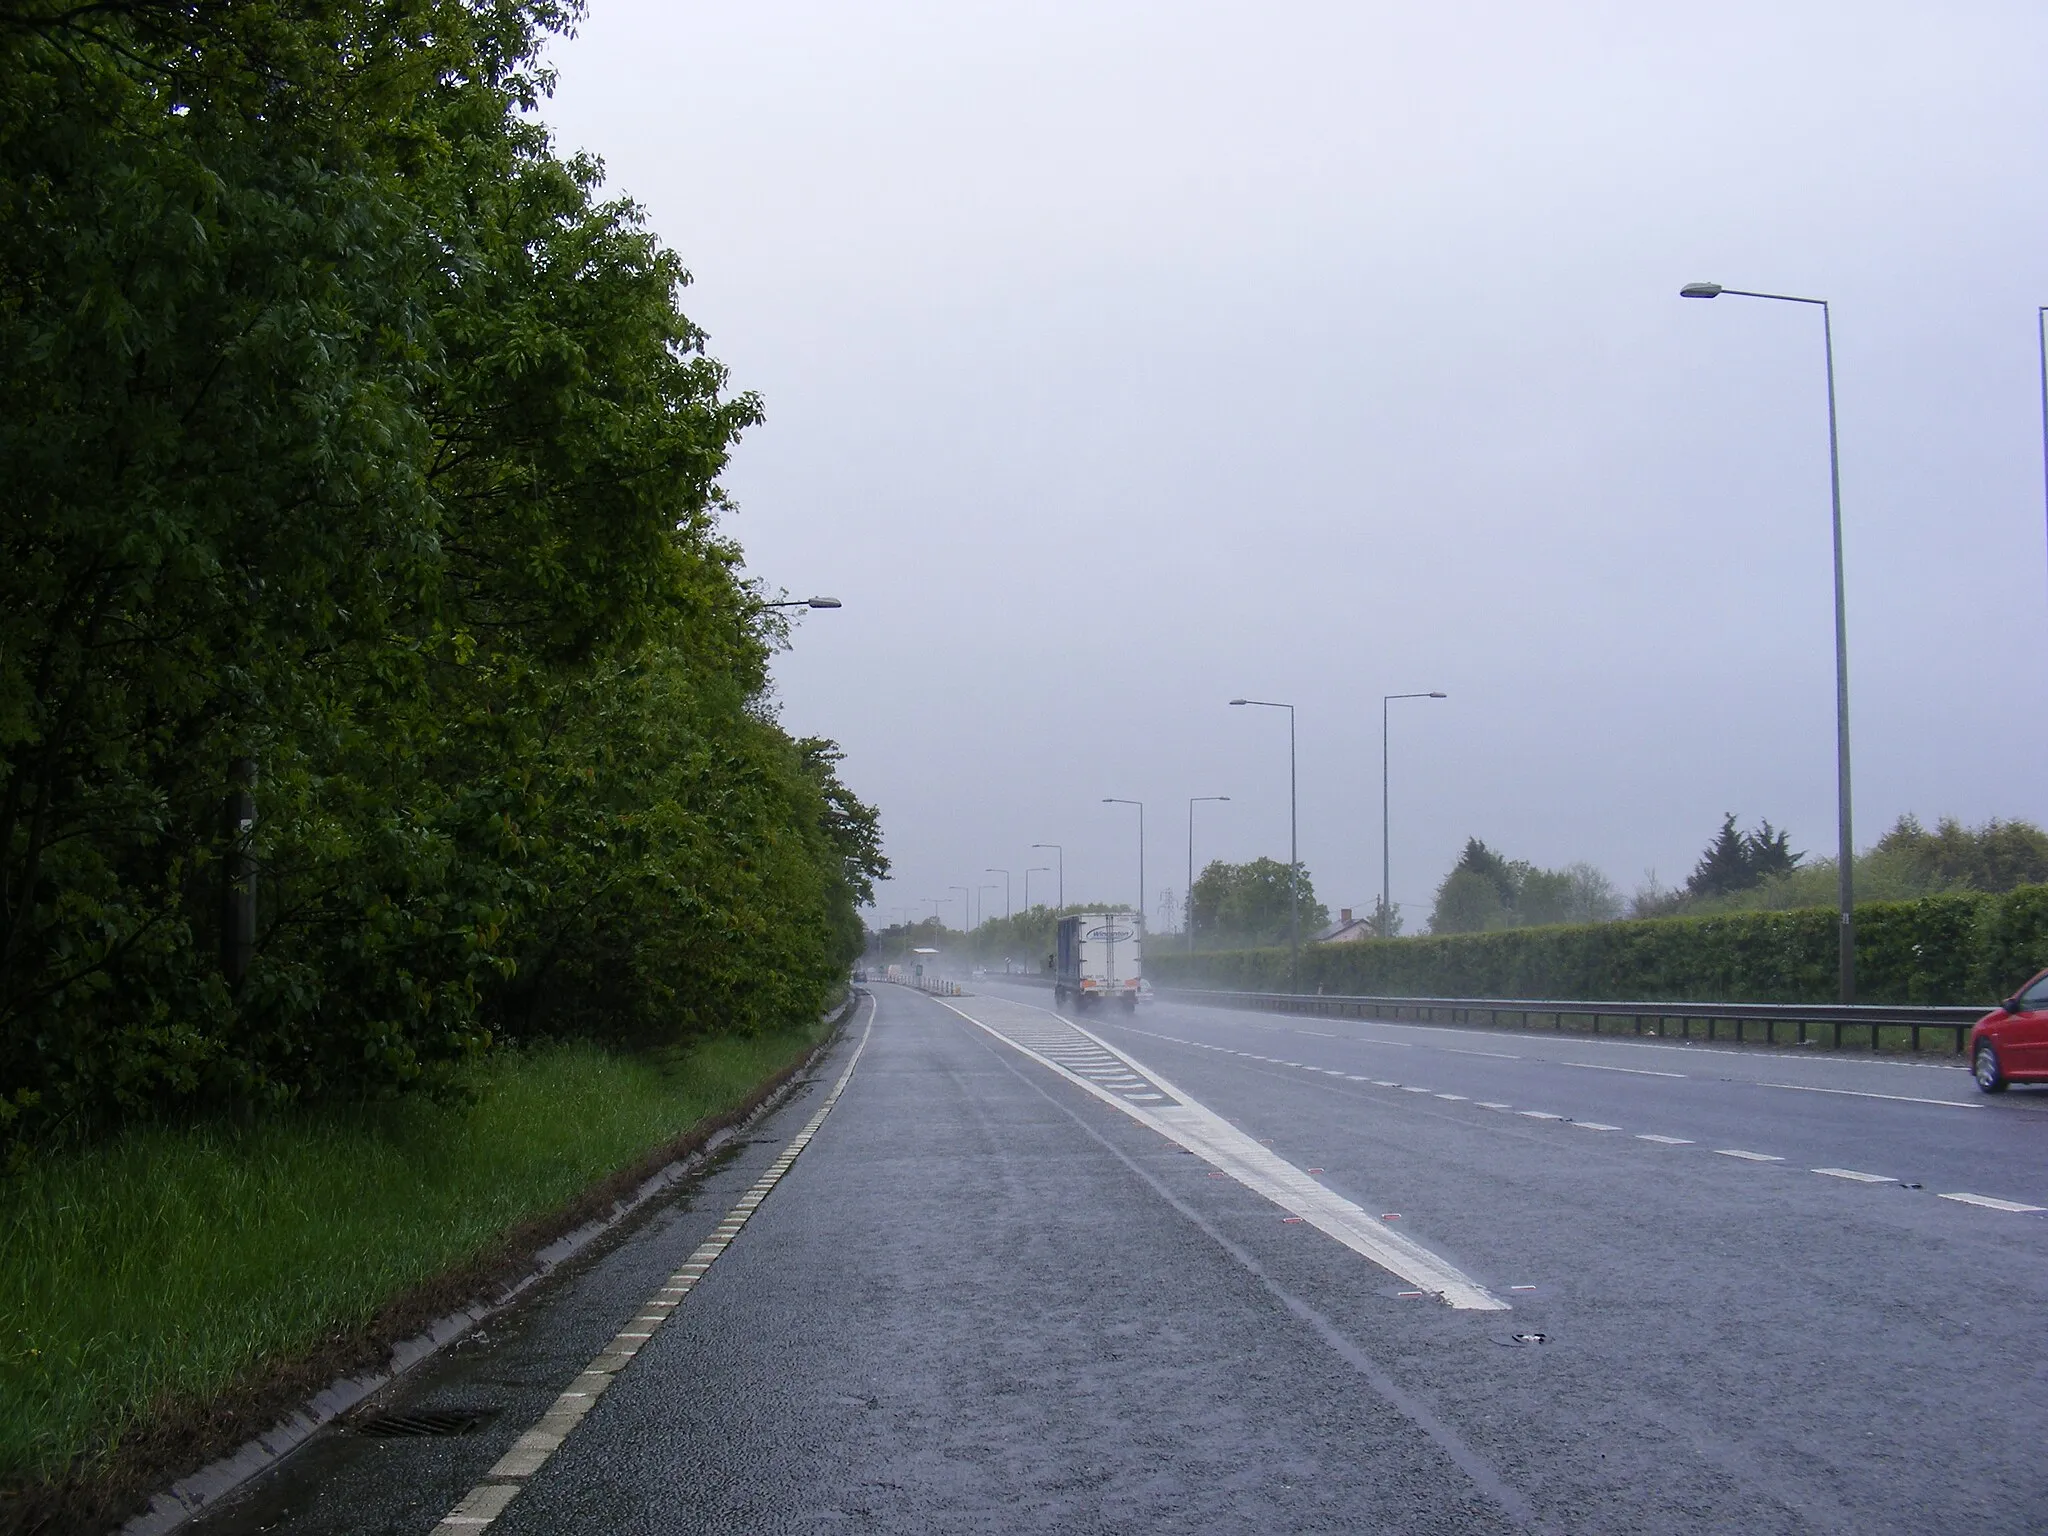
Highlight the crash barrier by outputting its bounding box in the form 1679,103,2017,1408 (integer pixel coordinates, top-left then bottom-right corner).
1159,987,1986,1054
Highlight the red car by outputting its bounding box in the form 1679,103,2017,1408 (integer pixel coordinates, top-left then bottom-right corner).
1971,969,2048,1092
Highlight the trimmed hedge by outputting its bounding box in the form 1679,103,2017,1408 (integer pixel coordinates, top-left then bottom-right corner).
1149,886,2048,1006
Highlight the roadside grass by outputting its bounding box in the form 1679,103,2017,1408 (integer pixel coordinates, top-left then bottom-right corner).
0,1020,830,1490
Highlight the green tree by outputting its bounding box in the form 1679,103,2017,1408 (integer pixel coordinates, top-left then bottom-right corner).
1188,859,1327,948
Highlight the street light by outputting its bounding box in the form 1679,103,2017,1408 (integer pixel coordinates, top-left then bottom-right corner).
1680,280,1857,1001
1024,866,1050,913
1103,799,1145,925
1032,843,1064,913
1382,692,1446,935
2036,307,2048,616
978,883,1000,929
985,868,1011,920
949,885,971,934
760,595,843,609
1229,698,1298,989
1186,796,1230,952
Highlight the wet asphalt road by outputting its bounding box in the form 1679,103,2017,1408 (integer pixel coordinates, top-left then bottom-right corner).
190,981,2048,1534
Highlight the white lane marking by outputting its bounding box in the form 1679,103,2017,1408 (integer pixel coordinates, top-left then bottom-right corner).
1434,1093,1468,1101
1517,1111,1563,1121
431,997,876,1531
1561,1062,1685,1079
1477,1102,1513,1110
939,995,1508,1311
1752,1081,1982,1110
1345,1075,1374,1081
1400,1086,1432,1094
1715,1149,1784,1162
1446,1048,1523,1059
1636,1134,1693,1144
1813,1168,1894,1183
1938,1192,2047,1212
1573,1122,1622,1132
1371,1080,1400,1087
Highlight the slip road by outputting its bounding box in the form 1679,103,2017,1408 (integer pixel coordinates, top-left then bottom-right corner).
187,981,2048,1534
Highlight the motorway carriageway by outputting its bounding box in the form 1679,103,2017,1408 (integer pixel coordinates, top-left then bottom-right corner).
184,979,2048,1536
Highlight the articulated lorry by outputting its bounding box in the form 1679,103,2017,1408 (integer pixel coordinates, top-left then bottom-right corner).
1054,911,1143,1010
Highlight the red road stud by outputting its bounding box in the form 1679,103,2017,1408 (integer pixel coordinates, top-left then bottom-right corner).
1282,1216,1304,1223
1380,1213,1401,1220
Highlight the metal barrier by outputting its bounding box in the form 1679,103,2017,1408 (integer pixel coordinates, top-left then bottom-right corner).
1158,987,1987,1054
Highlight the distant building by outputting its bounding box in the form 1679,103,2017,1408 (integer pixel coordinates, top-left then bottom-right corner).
1312,907,1376,944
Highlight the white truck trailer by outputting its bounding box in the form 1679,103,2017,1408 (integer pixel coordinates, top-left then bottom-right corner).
1054,911,1143,1010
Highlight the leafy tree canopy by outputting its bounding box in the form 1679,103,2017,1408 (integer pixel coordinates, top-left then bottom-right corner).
1188,858,1328,949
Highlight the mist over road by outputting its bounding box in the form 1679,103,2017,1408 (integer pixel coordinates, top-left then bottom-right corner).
194,983,2048,1534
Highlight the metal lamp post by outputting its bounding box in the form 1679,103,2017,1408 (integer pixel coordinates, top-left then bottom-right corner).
1024,866,1050,914
2037,307,2048,611
1229,698,1298,989
1103,799,1145,926
986,868,1011,920
1032,843,1064,913
1681,281,1856,1002
949,885,971,935
1381,692,1446,935
1186,795,1230,952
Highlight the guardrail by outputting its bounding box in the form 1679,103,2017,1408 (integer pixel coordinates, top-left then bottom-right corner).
1157,987,1988,1054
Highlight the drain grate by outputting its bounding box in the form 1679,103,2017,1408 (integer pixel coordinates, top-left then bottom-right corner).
352,1407,488,1438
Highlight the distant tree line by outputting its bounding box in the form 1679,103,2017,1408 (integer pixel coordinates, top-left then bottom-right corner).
1189,859,1329,949
1,2,885,1150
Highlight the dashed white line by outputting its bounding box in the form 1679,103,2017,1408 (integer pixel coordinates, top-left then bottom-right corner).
1517,1111,1563,1121
1560,1062,1685,1079
1752,1081,1981,1110
1434,1093,1468,1101
1573,1122,1622,1132
1477,1102,1513,1110
1813,1168,1894,1183
1636,1134,1693,1145
1715,1149,1784,1162
1938,1192,2047,1213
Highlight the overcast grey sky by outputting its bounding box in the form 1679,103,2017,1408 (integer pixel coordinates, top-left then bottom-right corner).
542,0,2048,931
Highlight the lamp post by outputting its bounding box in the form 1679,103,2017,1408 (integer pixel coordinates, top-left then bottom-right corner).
1680,280,1856,1002
1229,698,1298,989
1032,843,1064,913
1186,795,1230,952
1381,692,1446,935
986,868,1011,920
1103,799,1145,926
2037,307,2048,615
1024,866,1050,913
949,885,971,935
978,884,1000,929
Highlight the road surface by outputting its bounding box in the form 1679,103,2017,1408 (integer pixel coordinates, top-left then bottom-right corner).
189,980,2048,1534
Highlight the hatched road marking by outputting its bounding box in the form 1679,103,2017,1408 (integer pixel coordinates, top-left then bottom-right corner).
937,993,1509,1312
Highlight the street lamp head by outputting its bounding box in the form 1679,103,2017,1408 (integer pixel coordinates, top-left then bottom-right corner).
805,596,842,609
1679,282,1723,299
1428,691,1447,698
1228,698,1248,706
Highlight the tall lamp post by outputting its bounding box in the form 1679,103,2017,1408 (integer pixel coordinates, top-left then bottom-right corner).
986,868,1011,920
949,885,971,936
1024,866,1050,912
1381,692,1446,934
1103,799,1145,925
2036,307,2048,611
1681,280,1856,1002
1186,795,1230,952
1229,698,1298,989
1032,843,1064,913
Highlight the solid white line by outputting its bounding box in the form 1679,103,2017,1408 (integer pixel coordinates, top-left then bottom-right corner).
1715,1149,1784,1162
1752,1081,1981,1110
1560,1062,1685,1079
1812,1168,1894,1183
938,995,1508,1311
1445,1048,1522,1059
1938,1192,2047,1212
1636,1134,1693,1144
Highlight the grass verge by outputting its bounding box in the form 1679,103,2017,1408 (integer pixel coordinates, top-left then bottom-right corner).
0,1012,837,1525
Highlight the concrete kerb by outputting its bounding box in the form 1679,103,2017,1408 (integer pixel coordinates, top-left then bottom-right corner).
116,989,864,1536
